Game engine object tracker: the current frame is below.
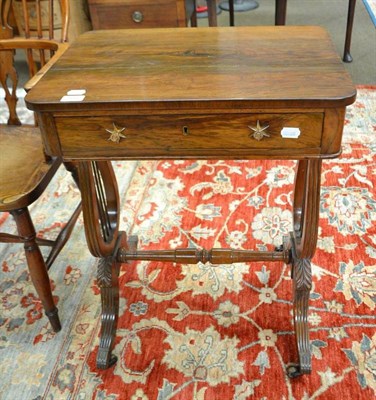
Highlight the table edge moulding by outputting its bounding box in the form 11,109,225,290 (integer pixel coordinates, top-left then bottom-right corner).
25,26,356,377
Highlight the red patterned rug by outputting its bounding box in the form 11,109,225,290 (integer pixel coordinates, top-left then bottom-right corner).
0,86,375,399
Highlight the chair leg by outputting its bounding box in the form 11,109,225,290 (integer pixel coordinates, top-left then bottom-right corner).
343,0,357,62
63,161,80,188
229,0,235,26
275,0,287,25
44,201,82,270
42,159,82,269
11,208,61,332
190,0,198,27
207,0,218,26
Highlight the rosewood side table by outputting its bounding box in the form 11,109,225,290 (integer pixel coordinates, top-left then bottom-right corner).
26,27,356,377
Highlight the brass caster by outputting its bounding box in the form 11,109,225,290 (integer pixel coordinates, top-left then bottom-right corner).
97,350,118,369
274,244,284,252
286,363,303,378
108,354,118,367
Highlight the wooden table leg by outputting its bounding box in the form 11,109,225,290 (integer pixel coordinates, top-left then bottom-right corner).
190,0,198,27
77,161,124,369
206,0,218,26
275,0,287,25
287,159,322,377
343,0,357,63
229,0,235,26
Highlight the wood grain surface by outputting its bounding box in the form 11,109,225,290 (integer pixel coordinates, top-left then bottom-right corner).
26,26,356,112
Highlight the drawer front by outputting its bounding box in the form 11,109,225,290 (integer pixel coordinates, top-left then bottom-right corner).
56,113,324,159
89,2,182,29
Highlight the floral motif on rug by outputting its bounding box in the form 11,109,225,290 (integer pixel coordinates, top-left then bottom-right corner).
0,87,375,400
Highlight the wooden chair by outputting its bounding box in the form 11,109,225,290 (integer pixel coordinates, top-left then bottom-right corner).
0,0,81,332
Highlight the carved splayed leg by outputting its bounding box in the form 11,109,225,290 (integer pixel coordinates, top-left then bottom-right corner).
287,239,312,378
287,159,321,377
77,161,123,368
96,252,120,369
97,234,136,367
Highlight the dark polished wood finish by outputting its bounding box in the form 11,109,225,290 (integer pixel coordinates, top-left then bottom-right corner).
343,0,357,63
26,27,356,374
275,0,287,25
0,0,81,331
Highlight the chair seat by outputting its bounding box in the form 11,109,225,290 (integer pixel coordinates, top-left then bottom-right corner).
0,125,61,211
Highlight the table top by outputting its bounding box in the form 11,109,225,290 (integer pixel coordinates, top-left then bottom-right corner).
26,26,356,112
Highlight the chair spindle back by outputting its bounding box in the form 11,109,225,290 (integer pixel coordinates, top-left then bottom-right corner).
0,0,69,125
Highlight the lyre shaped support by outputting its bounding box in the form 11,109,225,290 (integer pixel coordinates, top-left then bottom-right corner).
77,161,120,258
77,161,125,369
77,159,322,374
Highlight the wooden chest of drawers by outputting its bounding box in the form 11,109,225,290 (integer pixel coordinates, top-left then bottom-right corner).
87,0,195,29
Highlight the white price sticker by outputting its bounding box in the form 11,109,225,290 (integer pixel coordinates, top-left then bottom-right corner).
281,127,301,139
60,95,86,102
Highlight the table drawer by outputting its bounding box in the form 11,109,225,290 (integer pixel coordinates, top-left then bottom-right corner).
56,113,324,159
88,0,189,29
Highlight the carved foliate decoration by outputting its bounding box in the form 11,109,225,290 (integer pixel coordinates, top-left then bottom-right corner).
97,256,113,288
292,257,312,291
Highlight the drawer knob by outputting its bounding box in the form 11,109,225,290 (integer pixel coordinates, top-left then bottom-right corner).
106,123,126,143
248,120,270,141
132,11,144,23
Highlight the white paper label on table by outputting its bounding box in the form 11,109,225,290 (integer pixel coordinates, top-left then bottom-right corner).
281,127,301,139
60,95,86,102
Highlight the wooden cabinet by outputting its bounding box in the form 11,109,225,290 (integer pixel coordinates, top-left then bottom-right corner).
87,0,195,29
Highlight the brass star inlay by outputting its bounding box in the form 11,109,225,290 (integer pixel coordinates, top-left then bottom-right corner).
106,123,126,143
248,120,270,141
